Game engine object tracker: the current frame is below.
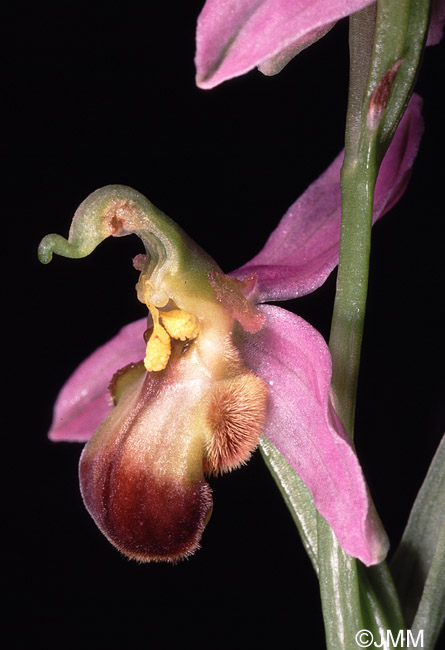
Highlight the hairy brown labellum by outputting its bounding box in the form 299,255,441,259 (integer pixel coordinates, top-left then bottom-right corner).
79,339,267,562
80,460,213,562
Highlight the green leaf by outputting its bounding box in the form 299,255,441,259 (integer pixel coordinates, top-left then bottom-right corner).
317,517,405,650
317,519,362,649
391,435,445,649
259,437,318,574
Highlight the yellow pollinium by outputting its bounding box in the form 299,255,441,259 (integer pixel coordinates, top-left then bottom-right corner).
144,323,171,372
144,308,200,372
159,309,199,341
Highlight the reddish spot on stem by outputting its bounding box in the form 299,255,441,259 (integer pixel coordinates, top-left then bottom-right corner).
367,59,404,131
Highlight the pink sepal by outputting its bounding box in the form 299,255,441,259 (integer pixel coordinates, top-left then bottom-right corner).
48,319,147,442
195,0,374,89
427,0,445,46
235,304,390,565
233,95,424,303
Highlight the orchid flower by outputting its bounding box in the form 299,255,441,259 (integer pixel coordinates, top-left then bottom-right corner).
39,94,422,567
195,0,445,89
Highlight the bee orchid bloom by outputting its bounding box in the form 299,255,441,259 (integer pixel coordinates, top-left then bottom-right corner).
39,96,422,566
195,0,445,89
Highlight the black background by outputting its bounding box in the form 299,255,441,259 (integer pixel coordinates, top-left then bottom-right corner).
7,3,444,649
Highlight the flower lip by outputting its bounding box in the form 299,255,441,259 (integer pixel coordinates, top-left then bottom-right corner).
79,340,215,562
79,328,268,562
80,458,214,563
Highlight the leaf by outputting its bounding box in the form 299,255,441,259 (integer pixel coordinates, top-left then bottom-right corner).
317,516,405,650
259,436,318,573
391,435,445,649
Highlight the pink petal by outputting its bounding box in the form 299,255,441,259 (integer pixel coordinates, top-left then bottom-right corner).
195,0,374,89
235,304,389,565
233,94,424,303
427,0,445,45
48,319,147,442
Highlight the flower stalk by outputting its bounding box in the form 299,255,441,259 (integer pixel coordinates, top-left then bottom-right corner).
318,1,433,648
329,0,431,434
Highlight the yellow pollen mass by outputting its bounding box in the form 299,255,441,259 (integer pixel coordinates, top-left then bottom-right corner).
144,324,171,372
143,302,199,373
160,309,200,341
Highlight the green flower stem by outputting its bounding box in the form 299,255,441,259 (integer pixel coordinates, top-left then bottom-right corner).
328,2,378,435
329,0,431,434
317,2,432,649
328,154,376,435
